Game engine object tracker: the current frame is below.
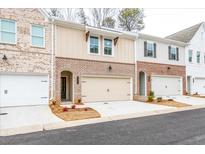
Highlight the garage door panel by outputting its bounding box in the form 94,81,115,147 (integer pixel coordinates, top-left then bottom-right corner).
0,75,49,107
82,77,131,102
151,76,181,96
195,78,205,95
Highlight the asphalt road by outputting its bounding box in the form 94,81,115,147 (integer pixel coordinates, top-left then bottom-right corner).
1,108,205,145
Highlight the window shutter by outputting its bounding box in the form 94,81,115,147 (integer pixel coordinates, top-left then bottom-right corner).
154,43,156,58
176,47,179,61
168,46,171,60
144,41,147,57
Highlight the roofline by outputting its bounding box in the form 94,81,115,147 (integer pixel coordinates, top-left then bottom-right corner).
165,22,204,40
139,33,188,46
49,18,138,39
38,8,50,19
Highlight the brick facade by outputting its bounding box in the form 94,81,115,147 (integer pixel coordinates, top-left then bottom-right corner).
137,61,186,95
55,57,135,103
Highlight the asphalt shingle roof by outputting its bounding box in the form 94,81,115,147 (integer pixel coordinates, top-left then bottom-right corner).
165,22,203,43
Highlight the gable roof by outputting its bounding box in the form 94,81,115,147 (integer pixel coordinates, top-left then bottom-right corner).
165,22,203,43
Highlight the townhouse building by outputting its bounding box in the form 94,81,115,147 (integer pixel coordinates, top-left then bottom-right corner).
136,33,187,97
0,9,51,107
166,22,205,95
50,19,137,103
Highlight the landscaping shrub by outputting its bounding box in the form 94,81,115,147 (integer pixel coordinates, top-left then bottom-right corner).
63,107,68,112
71,104,76,109
157,97,162,102
147,96,154,102
168,99,173,101
149,91,154,97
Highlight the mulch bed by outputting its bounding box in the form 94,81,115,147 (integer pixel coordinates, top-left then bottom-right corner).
146,100,191,108
189,95,205,99
49,100,101,121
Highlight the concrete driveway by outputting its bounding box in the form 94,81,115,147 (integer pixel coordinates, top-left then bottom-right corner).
84,101,174,117
0,105,62,130
173,95,205,106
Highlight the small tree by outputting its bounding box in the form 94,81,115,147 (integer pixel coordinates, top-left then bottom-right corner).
77,8,89,25
118,8,145,32
102,17,115,28
48,8,64,19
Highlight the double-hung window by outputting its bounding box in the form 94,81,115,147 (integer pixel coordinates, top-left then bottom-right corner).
188,50,193,63
104,38,113,56
169,46,179,61
197,51,200,63
31,25,45,48
0,19,16,44
89,36,99,54
144,41,156,58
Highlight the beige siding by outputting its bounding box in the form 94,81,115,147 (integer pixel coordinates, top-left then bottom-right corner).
56,26,135,64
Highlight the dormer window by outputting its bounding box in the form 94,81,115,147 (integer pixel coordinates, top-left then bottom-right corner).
89,36,100,54
144,41,156,58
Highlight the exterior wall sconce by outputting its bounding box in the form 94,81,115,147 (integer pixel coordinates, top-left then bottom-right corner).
0,53,7,61
77,76,79,84
148,76,151,82
167,67,171,70
108,65,112,71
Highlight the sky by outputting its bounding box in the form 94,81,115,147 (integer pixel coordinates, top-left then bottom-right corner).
142,8,205,37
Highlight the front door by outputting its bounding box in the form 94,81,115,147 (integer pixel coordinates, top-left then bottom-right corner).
61,77,66,100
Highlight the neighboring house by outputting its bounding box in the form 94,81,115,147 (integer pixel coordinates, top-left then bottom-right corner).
50,19,137,103
136,33,187,97
0,9,51,107
166,22,205,95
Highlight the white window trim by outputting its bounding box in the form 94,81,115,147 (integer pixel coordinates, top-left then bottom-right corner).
87,34,101,56
102,37,114,57
0,19,17,45
169,45,178,61
197,51,201,64
188,49,193,63
30,24,45,48
146,40,155,58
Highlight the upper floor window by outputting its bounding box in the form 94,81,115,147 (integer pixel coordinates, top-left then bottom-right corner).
197,51,200,63
31,25,45,48
89,36,99,54
104,38,113,56
144,41,156,58
188,50,193,63
0,19,16,44
168,46,179,61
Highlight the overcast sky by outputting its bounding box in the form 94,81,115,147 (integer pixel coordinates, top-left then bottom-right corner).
142,8,205,37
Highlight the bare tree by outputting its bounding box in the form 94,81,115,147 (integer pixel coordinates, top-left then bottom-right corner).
48,8,64,19
63,8,78,22
90,8,117,28
77,8,89,25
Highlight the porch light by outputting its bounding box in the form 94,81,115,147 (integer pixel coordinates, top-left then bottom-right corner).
2,54,7,61
108,65,112,71
167,67,171,70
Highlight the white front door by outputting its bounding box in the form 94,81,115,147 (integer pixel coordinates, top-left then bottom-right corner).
0,74,49,107
194,78,205,95
151,76,182,96
81,76,132,102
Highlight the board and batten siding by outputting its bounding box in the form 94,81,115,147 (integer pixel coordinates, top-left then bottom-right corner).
136,38,185,66
56,25,135,64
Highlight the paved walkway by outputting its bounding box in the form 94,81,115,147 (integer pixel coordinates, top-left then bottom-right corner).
173,96,205,106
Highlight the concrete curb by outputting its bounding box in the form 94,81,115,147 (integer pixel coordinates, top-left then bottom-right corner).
1,105,205,136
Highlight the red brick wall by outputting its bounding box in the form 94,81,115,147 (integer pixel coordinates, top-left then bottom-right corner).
137,61,186,95
55,57,135,103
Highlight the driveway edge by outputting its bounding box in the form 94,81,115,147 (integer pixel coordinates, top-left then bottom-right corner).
1,105,205,136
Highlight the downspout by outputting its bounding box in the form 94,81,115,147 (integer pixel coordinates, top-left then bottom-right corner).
51,19,54,99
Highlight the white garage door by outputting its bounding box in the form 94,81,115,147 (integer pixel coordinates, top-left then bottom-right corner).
151,76,182,96
81,76,132,102
195,78,205,95
0,74,49,107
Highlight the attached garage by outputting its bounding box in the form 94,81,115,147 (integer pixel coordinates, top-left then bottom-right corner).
151,76,182,96
81,76,132,102
0,74,49,107
194,78,205,95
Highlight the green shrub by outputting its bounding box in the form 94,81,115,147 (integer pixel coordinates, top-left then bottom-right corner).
157,97,162,102
147,96,154,102
149,91,154,97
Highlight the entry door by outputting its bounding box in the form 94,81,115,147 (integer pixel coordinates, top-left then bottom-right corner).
61,77,67,100
81,77,131,102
